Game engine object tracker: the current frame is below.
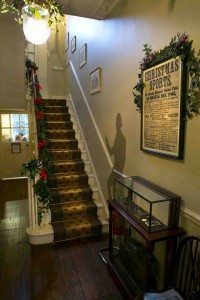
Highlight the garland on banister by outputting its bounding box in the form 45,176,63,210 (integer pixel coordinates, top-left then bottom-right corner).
22,59,52,214
133,33,200,120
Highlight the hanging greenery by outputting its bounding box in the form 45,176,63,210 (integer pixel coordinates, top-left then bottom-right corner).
133,33,200,120
21,59,53,212
0,0,64,27
21,158,41,179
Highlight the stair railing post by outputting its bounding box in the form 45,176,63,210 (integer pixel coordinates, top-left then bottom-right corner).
26,64,40,230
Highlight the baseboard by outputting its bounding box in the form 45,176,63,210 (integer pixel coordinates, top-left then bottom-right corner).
180,207,200,226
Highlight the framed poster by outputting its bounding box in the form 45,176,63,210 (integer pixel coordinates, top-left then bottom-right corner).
141,56,186,159
11,142,21,153
79,43,87,68
90,67,101,94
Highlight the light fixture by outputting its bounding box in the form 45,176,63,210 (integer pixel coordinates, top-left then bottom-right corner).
22,5,51,45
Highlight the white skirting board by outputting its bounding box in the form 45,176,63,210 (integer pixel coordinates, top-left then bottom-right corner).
26,225,54,245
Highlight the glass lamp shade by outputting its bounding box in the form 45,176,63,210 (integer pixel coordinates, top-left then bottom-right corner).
22,6,50,45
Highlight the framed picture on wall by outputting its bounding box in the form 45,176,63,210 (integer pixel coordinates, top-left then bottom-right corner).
11,142,21,153
90,67,101,94
65,32,69,52
79,43,87,68
71,36,76,53
141,56,186,159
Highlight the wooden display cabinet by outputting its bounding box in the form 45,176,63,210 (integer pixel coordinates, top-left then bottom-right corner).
107,178,185,299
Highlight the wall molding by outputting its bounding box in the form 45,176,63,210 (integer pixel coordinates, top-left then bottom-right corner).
69,60,113,169
180,207,200,226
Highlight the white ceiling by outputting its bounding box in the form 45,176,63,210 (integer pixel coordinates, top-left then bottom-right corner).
58,0,121,20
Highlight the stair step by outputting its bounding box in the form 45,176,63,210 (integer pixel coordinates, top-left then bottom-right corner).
50,149,81,161
52,160,85,173
47,173,89,188
44,113,71,122
47,121,73,130
50,200,98,222
49,186,93,204
39,98,105,242
46,129,75,139
52,216,102,242
49,139,78,150
44,106,68,113
43,99,66,106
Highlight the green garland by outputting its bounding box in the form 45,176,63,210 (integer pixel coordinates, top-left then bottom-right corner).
133,33,200,120
22,59,53,215
0,0,64,27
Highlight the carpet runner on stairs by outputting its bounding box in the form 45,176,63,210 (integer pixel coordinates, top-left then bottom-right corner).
43,99,102,242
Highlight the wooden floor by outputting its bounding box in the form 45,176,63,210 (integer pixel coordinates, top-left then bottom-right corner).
0,179,123,300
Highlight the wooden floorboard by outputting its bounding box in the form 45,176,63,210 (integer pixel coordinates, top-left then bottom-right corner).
0,178,124,300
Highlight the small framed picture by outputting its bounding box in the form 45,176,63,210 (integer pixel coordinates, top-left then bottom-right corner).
79,43,87,68
65,32,69,52
11,142,21,153
71,36,76,53
90,67,101,95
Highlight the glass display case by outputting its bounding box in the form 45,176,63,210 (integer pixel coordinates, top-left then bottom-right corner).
114,176,180,233
107,194,185,299
110,214,158,297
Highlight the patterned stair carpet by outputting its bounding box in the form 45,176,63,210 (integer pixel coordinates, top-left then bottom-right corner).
43,99,102,242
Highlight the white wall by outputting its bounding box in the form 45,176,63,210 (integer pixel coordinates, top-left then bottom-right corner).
0,14,26,109
66,0,200,234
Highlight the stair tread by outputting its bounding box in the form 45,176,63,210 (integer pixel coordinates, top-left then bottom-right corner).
52,160,84,164
50,200,97,222
40,98,103,242
48,172,87,178
47,121,72,123
52,216,102,242
48,172,87,176
46,129,74,132
44,113,70,115
50,139,77,141
49,186,91,192
50,149,80,152
45,105,68,108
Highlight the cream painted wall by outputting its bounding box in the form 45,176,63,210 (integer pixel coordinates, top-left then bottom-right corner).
0,14,26,109
66,0,200,234
47,18,66,98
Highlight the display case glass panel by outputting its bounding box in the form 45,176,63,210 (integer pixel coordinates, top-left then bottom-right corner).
111,212,159,295
114,176,180,232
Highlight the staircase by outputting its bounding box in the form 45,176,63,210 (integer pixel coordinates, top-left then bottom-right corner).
43,99,103,242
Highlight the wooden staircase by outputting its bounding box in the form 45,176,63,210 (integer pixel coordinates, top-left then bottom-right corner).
43,99,104,242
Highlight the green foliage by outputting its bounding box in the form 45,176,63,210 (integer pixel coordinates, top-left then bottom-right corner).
21,158,40,179
23,59,52,210
34,179,50,206
0,0,64,27
133,33,200,120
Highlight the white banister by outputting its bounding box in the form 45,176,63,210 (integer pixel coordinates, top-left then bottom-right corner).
25,61,53,244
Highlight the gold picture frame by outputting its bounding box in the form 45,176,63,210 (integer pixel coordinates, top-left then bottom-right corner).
79,43,87,68
71,35,76,53
65,32,69,52
90,67,101,95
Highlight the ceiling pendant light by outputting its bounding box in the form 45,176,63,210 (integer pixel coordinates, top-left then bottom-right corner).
22,5,51,45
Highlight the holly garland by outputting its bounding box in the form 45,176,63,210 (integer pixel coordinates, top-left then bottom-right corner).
22,59,52,210
133,33,200,120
